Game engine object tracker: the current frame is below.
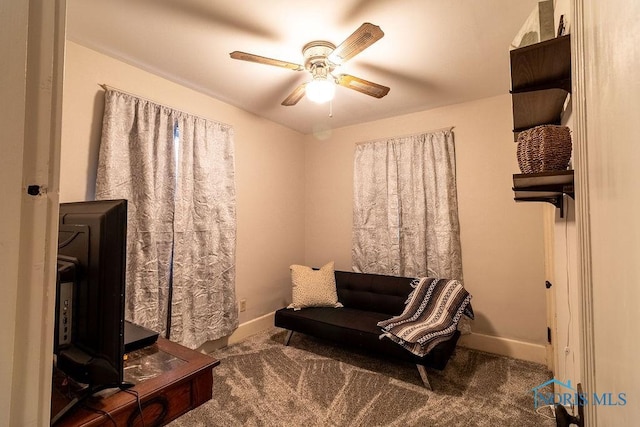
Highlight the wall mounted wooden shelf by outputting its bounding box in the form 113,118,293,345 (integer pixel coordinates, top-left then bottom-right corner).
510,35,571,140
513,170,574,216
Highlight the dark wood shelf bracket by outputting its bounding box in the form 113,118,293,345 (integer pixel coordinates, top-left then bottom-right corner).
512,170,574,217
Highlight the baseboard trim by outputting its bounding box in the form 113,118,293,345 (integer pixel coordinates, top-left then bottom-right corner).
228,311,276,345
458,332,547,365
197,311,276,354
201,315,547,366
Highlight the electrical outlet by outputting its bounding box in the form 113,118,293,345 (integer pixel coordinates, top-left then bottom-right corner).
239,299,247,312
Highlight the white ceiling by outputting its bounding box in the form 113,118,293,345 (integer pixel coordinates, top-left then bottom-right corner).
66,0,538,135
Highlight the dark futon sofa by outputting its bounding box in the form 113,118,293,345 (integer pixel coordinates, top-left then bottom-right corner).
274,270,461,389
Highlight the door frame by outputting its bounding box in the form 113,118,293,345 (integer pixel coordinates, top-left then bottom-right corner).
0,0,66,424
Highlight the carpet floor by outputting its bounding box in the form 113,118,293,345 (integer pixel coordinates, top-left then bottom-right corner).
168,328,556,426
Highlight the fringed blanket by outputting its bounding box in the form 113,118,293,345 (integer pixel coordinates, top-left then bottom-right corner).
377,277,473,357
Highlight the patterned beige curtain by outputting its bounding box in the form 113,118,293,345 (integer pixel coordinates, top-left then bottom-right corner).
170,114,238,348
96,89,238,349
352,129,463,280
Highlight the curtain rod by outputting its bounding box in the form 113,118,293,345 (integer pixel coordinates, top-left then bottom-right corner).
98,83,232,127
99,83,166,107
355,126,455,145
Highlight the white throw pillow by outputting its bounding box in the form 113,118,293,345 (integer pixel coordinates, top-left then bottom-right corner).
288,261,343,310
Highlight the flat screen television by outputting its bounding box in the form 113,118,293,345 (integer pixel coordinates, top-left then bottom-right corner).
52,199,131,423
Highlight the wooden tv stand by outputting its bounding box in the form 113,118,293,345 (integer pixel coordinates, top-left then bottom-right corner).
51,337,219,426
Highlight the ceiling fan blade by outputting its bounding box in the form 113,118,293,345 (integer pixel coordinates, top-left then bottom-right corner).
229,51,304,71
329,23,384,64
281,83,307,106
337,74,390,98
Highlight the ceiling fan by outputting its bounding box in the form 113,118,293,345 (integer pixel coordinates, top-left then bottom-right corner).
229,23,390,106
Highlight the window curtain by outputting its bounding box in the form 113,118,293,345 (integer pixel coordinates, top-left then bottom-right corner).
352,129,463,280
95,89,238,349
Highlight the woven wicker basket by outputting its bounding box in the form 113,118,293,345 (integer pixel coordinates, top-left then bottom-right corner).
517,125,572,173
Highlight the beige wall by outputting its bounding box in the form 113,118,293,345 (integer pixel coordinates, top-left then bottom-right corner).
60,41,306,324
303,94,548,356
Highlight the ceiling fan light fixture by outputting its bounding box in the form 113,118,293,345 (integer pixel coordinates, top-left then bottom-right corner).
306,77,335,104
230,24,388,107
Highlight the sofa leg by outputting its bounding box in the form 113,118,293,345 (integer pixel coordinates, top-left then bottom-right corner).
284,330,294,346
416,365,432,390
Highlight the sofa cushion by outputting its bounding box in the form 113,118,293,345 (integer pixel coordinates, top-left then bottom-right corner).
288,261,343,310
279,306,388,335
274,306,460,369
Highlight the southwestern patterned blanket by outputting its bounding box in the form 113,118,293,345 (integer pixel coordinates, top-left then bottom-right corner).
377,277,473,357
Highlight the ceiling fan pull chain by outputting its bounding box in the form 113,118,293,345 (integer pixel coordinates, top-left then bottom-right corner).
329,100,333,118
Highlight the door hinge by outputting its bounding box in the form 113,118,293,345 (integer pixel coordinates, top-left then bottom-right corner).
547,327,552,344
